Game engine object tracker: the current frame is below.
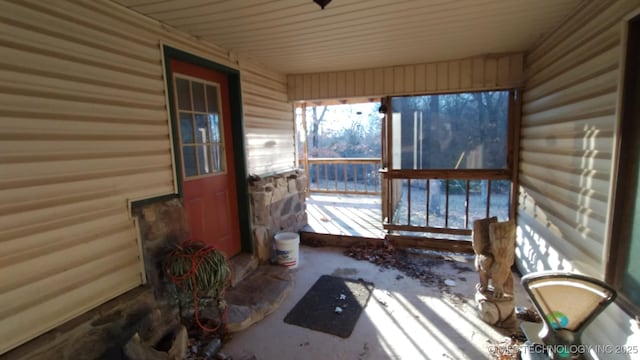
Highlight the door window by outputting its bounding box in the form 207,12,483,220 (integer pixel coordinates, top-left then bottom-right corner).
174,76,225,178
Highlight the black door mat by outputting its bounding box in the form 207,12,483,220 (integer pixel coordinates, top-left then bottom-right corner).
283,275,374,338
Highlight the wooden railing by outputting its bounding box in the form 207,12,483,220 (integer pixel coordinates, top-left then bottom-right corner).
298,160,513,244
382,169,513,240
299,158,382,195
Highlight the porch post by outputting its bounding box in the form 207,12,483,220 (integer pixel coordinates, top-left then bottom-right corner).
301,102,310,197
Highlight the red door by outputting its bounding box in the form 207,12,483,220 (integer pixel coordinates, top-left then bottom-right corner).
170,59,241,257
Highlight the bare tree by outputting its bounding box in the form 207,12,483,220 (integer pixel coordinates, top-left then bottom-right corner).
309,106,328,151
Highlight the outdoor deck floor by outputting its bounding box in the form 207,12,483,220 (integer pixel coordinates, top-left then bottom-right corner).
304,193,385,239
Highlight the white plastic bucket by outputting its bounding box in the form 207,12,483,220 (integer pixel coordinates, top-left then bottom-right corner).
274,232,300,268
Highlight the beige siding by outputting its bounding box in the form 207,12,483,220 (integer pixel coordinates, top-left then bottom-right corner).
517,0,640,355
287,53,524,101
0,0,292,353
240,60,295,175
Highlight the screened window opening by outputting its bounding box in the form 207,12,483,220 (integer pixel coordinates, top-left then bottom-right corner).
174,76,225,178
383,90,516,240
391,91,509,170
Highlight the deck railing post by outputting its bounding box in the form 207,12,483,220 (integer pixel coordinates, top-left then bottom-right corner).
301,103,310,197
465,180,470,228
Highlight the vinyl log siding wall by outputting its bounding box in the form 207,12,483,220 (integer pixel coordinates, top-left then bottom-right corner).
241,61,295,175
287,53,524,101
517,0,640,354
0,0,293,353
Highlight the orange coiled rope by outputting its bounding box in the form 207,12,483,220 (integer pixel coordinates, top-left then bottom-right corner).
164,242,230,333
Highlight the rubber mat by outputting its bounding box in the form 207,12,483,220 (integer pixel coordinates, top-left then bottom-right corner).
283,275,374,338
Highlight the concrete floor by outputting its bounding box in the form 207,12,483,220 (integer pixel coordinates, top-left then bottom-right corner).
222,246,530,360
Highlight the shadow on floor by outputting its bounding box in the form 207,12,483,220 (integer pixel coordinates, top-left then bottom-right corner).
222,246,531,360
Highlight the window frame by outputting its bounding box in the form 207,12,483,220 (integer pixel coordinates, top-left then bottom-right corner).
382,89,521,221
172,74,227,180
606,13,640,316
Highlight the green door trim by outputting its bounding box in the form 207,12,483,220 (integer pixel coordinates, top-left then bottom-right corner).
161,45,252,254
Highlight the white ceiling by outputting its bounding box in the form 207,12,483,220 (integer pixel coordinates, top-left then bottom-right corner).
113,0,583,74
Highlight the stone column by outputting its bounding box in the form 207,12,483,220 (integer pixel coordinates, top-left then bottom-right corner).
248,170,308,263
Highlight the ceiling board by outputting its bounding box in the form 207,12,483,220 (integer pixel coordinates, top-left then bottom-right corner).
112,0,583,74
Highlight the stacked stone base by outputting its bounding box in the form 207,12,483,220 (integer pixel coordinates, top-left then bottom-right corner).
2,287,180,360
248,170,308,263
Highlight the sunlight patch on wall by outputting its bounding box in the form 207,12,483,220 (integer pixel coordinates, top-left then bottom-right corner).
516,189,596,276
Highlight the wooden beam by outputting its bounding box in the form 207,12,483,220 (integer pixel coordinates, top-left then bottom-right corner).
383,224,472,236
386,235,474,253
300,231,383,248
